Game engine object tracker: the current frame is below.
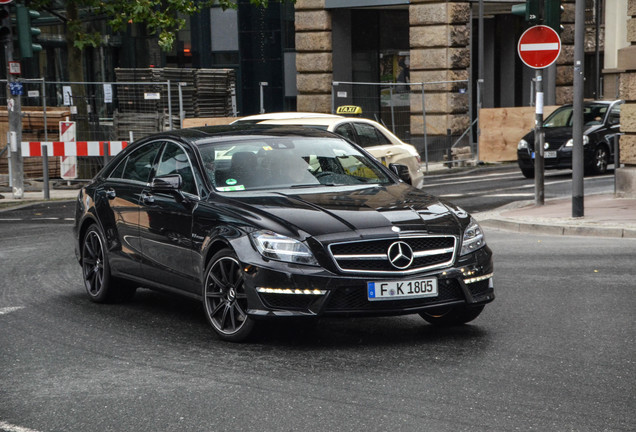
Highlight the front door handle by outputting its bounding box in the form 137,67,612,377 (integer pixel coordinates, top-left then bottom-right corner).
106,188,116,200
141,192,155,205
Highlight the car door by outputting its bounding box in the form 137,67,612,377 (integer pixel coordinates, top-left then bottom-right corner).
95,141,163,279
348,121,406,166
139,141,200,293
604,103,622,150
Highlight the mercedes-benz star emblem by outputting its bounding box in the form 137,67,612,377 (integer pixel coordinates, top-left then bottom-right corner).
544,142,550,150
387,241,414,269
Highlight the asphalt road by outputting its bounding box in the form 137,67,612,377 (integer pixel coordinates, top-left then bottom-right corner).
1,223,635,432
422,165,615,213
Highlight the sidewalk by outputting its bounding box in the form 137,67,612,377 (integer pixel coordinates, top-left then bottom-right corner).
476,193,636,239
0,188,80,204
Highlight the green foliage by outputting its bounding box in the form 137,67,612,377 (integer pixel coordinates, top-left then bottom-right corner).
32,0,283,51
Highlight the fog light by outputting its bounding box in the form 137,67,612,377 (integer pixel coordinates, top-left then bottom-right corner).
256,287,327,295
463,273,494,284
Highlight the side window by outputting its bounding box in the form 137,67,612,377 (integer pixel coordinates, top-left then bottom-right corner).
155,142,197,195
609,106,621,126
352,123,391,148
108,158,126,179
117,142,162,183
335,124,356,143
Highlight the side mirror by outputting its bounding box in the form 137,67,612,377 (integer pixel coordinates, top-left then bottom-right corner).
389,163,412,185
151,174,182,192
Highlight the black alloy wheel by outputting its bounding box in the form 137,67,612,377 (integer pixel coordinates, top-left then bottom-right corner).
591,145,609,175
419,305,485,326
81,224,136,303
203,249,255,342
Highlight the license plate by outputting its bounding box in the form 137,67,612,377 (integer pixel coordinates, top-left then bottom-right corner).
545,150,557,158
367,278,438,301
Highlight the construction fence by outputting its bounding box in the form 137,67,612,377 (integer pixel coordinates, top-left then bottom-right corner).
1,68,237,181
331,80,477,166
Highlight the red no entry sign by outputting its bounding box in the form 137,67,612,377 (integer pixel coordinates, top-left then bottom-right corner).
518,25,561,69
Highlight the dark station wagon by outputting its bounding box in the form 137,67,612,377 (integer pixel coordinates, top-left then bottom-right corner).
517,100,623,178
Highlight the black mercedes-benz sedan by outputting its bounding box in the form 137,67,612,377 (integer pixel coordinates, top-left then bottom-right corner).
74,125,494,341
517,100,623,178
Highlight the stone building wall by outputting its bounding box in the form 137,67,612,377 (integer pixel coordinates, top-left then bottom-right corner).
295,0,333,113
617,0,636,196
409,0,470,137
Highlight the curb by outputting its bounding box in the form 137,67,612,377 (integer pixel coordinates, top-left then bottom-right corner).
480,218,636,239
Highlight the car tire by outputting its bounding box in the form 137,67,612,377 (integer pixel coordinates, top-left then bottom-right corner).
419,305,485,326
520,167,534,179
81,224,136,303
588,145,609,176
203,248,255,342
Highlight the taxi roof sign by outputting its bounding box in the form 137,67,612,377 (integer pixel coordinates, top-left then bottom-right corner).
336,105,362,115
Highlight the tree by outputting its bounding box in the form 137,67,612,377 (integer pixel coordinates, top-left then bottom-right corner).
33,0,276,52
28,0,279,140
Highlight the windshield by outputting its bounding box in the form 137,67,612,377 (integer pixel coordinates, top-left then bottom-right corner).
197,136,393,192
544,103,609,128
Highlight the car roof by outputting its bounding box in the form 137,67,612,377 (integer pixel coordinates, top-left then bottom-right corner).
135,124,342,146
233,112,343,123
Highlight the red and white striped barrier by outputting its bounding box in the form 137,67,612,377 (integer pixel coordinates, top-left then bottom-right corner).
20,141,129,157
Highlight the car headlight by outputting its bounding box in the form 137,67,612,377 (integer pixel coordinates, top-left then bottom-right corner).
250,231,319,266
461,218,486,256
517,139,529,151
565,136,589,147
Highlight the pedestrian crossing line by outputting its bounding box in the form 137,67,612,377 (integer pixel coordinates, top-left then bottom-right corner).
0,306,25,316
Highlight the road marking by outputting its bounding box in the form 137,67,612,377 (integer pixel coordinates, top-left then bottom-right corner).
424,172,522,187
0,306,25,315
441,193,535,198
0,421,42,432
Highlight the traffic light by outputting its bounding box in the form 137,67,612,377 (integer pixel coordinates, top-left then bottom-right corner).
544,0,564,34
511,0,542,24
15,3,42,58
0,5,11,43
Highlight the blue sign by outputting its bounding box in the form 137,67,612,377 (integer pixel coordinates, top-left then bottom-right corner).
9,82,24,96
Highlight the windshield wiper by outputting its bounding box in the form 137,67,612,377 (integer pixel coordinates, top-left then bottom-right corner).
290,183,337,188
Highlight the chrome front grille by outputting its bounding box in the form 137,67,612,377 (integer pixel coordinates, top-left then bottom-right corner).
328,235,457,275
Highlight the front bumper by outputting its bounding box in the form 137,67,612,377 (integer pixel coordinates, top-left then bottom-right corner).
518,149,572,170
241,246,494,319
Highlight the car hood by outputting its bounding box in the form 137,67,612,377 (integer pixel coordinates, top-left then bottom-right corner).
524,125,602,142
212,184,467,240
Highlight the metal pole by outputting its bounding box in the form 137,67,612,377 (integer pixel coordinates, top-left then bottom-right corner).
595,0,601,98
259,82,268,114
477,0,484,163
42,78,49,199
478,0,484,87
167,80,173,131
422,85,429,174
477,79,483,162
178,82,184,129
4,43,23,198
42,143,49,200
534,70,545,206
614,133,621,194
389,86,396,134
331,82,336,114
468,7,475,157
572,0,585,217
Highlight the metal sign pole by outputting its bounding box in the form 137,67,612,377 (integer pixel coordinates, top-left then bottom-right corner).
572,0,585,217
534,70,545,206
